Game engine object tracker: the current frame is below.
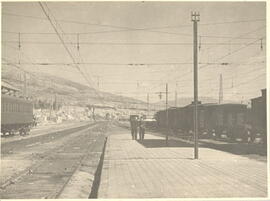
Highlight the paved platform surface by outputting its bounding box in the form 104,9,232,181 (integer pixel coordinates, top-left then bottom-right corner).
98,128,267,198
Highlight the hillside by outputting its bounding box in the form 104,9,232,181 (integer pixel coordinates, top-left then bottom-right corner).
1,67,147,109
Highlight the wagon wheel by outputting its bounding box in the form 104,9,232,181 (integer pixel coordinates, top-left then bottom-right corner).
242,129,249,143
228,129,236,142
19,129,25,136
25,127,30,135
10,130,15,136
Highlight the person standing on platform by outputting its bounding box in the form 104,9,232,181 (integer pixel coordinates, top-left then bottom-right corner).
139,116,146,141
130,115,138,140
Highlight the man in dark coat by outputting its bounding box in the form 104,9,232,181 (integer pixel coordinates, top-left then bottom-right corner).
139,116,146,141
130,115,139,140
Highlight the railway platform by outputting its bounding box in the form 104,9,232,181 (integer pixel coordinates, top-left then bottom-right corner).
98,128,268,198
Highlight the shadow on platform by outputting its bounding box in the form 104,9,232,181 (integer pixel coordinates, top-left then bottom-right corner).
202,141,267,157
137,139,194,148
137,137,267,161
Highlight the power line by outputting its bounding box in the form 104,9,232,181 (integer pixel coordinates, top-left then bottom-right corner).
2,58,37,78
44,2,106,103
202,70,266,96
3,30,265,40
38,2,105,104
2,40,266,46
3,61,264,66
2,12,266,37
199,37,265,70
146,25,266,91
3,11,266,28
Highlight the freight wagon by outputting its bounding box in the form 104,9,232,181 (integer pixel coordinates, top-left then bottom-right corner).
1,82,34,136
155,102,248,141
249,89,267,144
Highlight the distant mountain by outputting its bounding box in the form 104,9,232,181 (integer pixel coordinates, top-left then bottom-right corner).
1,67,147,109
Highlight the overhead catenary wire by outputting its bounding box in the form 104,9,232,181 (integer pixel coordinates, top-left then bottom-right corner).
148,31,266,96
3,12,266,27
147,25,266,91
199,37,265,70
2,61,265,66
2,40,267,46
2,12,266,38
205,73,265,95
2,7,266,103
38,2,105,104
44,2,106,103
2,58,38,79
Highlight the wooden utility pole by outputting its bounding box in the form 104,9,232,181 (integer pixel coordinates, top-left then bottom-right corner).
175,83,178,107
192,12,200,159
165,83,169,145
23,72,27,97
219,74,223,104
18,32,21,64
136,81,139,113
97,76,100,89
147,93,150,116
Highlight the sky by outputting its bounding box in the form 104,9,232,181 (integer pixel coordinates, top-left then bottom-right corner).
1,2,266,103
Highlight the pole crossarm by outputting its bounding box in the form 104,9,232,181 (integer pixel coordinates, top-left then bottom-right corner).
191,12,200,22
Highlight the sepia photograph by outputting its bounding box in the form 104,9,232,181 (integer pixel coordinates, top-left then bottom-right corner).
0,1,268,200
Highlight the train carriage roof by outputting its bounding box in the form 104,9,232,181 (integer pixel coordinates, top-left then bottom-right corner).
155,102,247,116
1,93,32,104
1,81,20,92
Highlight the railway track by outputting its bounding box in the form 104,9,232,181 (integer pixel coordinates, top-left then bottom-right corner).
0,121,109,199
1,122,95,154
